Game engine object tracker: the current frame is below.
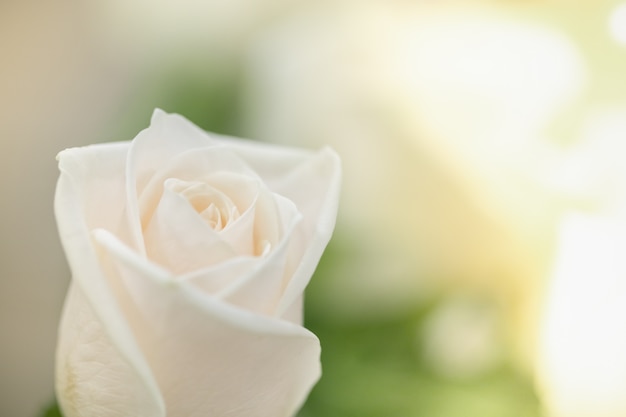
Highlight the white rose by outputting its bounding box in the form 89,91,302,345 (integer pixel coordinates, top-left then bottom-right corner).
53,109,341,417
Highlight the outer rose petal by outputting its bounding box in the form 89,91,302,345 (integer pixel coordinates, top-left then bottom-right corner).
269,147,341,316
55,147,165,417
93,229,321,417
56,142,133,243
56,284,166,417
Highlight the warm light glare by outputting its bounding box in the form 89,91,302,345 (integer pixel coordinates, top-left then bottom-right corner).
393,10,586,284
609,3,626,45
401,13,584,144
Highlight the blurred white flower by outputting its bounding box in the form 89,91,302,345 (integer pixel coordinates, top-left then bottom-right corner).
538,211,626,417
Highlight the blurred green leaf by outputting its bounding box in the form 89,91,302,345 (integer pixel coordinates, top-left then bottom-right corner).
103,62,244,147
40,402,62,417
299,240,543,417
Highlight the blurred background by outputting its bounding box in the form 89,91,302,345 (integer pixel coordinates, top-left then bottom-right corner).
2,0,626,416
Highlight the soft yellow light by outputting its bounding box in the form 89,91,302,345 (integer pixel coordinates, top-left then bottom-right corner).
609,3,626,45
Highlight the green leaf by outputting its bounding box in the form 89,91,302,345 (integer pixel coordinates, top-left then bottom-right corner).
40,401,63,417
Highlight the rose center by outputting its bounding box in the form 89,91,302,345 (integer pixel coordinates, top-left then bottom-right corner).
170,180,241,231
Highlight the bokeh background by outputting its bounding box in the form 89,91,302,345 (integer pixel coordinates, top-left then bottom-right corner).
2,0,626,416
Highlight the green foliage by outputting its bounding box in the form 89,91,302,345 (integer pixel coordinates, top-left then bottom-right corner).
298,240,542,417
103,63,244,147
41,402,62,417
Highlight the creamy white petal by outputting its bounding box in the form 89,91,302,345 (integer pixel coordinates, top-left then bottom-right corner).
93,229,321,417
217,193,302,315
131,109,220,195
201,139,341,247
56,143,133,245
143,183,237,274
206,172,261,213
182,256,261,295
270,148,342,316
205,173,264,255
212,133,318,188
217,199,256,256
55,152,165,417
56,284,166,417
137,146,259,232
280,295,304,325
125,110,221,253
267,147,341,237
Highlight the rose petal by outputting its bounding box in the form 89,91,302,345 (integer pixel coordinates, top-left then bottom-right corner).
190,172,267,257
142,182,238,274
197,139,341,317
216,193,302,315
142,169,287,276
181,256,261,294
136,146,259,234
209,134,318,187
55,149,165,417
216,142,342,317
56,284,166,417
281,295,304,325
56,143,132,244
93,228,321,417
269,147,341,316
182,191,302,315
205,173,268,255
131,109,220,196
